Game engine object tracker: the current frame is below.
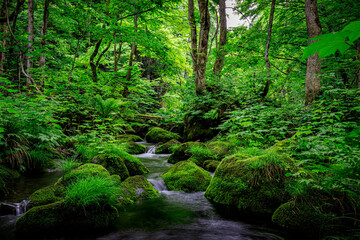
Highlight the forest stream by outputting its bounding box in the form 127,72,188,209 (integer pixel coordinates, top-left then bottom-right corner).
0,143,285,240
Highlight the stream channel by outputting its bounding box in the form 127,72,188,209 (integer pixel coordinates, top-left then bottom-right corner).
0,143,285,240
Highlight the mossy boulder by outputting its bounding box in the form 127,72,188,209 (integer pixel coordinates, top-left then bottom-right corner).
120,141,146,154
272,201,332,235
145,127,181,143
121,152,149,176
57,163,110,185
16,201,66,235
167,142,204,164
155,139,181,154
117,134,143,143
205,149,294,215
16,200,118,235
94,154,130,180
92,152,149,180
202,160,220,172
28,185,65,210
121,175,158,201
162,161,212,192
207,141,231,159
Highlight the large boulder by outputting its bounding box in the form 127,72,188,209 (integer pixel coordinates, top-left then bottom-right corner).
162,161,212,192
202,160,220,172
155,139,181,154
205,149,294,215
145,127,181,143
28,185,65,210
120,152,149,176
120,142,146,154
167,142,204,164
272,201,332,236
93,154,130,180
58,163,110,186
117,134,143,143
121,175,158,201
206,141,231,159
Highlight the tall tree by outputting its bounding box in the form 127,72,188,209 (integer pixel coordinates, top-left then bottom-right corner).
304,0,322,105
39,0,50,70
188,0,198,81
213,0,227,76
260,0,275,99
188,0,210,94
26,0,34,87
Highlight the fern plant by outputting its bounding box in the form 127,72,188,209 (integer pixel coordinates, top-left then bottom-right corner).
93,95,122,118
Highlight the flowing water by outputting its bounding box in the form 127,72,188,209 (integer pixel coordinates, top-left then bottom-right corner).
0,145,285,240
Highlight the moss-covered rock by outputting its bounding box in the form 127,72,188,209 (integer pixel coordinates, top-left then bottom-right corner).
155,139,181,154
202,160,220,172
16,201,66,235
94,154,130,180
121,175,158,201
58,163,110,185
205,149,294,215
145,127,181,143
272,201,332,234
167,142,204,164
207,141,231,159
16,200,118,235
28,185,65,210
121,152,149,176
117,134,143,143
162,161,212,192
120,141,146,154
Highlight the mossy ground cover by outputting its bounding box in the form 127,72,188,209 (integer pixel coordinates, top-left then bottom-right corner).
162,161,211,192
120,142,146,154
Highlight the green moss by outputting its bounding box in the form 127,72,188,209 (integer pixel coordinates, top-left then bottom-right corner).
94,154,130,180
28,185,65,210
162,161,212,192
117,134,143,143
58,163,110,185
272,201,331,234
15,201,66,235
120,152,149,176
202,160,219,172
121,175,159,201
155,139,181,154
207,141,231,159
145,127,181,143
167,142,204,164
120,141,146,154
205,148,294,215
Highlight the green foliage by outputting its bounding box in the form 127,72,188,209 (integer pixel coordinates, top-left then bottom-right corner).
303,20,360,59
64,176,121,214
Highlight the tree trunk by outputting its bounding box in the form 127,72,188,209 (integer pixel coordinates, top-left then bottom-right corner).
260,0,276,99
39,0,50,69
304,0,322,105
188,0,198,80
213,0,227,76
0,10,6,75
90,39,102,82
196,0,210,94
114,42,123,72
39,0,50,86
26,0,34,87
122,14,138,98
